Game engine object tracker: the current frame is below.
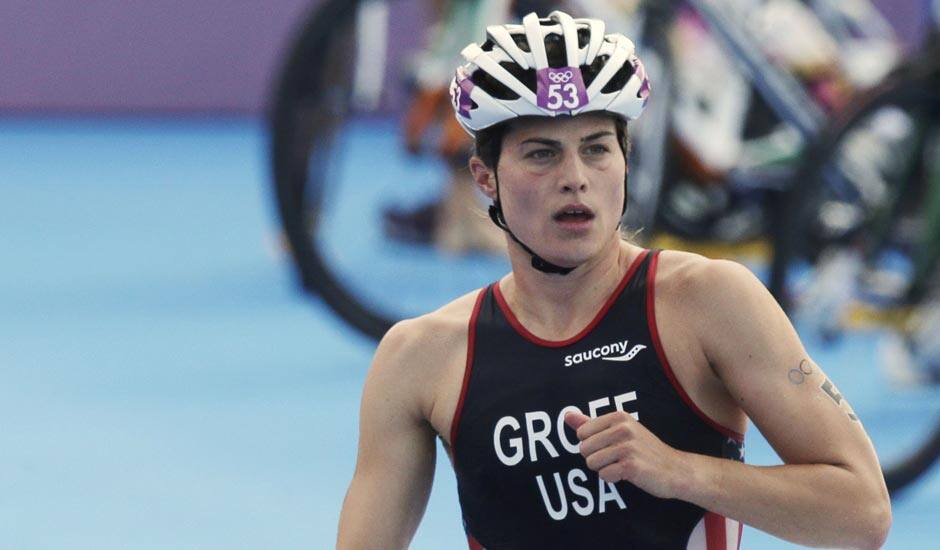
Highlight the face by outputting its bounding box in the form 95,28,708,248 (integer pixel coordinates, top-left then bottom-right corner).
470,113,627,268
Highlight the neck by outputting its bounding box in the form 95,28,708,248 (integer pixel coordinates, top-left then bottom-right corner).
499,237,643,340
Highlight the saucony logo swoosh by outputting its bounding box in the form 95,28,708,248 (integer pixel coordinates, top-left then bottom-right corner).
601,344,647,362
564,339,647,367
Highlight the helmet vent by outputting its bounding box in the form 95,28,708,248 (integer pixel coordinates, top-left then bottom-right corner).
601,62,636,94
544,34,567,68
577,28,590,48
472,62,538,100
511,34,531,52
582,55,607,88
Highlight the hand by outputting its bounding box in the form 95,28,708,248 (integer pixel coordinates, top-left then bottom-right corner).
564,410,690,500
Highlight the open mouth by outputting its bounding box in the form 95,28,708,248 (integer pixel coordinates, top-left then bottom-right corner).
553,205,596,223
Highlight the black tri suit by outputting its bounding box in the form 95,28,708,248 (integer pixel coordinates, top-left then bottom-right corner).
449,250,746,550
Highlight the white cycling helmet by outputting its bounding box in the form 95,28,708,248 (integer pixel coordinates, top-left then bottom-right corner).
449,10,651,136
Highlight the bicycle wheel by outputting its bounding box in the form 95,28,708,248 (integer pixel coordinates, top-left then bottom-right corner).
770,53,940,495
270,0,512,340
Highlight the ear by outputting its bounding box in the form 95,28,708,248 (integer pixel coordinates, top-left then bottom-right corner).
469,156,498,201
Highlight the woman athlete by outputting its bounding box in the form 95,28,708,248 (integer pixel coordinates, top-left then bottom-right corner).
338,10,890,549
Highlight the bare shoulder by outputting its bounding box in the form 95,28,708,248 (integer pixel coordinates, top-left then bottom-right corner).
368,288,484,419
379,288,481,362
655,249,804,371
654,249,793,361
655,249,766,311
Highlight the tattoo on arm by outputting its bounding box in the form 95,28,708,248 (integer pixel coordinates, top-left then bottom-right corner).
820,379,859,422
788,359,859,422
787,359,814,385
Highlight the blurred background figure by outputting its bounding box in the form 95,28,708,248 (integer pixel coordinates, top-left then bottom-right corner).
3,0,939,548
385,0,510,253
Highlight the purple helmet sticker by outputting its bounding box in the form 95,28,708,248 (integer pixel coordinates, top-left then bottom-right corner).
450,69,474,118
536,67,589,112
451,71,476,119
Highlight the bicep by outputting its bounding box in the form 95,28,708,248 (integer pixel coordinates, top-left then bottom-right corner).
338,326,438,549
699,262,877,470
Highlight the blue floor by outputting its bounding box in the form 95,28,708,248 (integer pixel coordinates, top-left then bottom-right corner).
1,117,938,549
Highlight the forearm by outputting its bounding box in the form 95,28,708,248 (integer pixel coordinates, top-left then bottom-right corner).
337,470,430,550
676,453,890,549
337,494,414,550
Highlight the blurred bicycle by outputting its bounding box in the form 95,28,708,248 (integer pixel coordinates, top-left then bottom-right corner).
270,0,899,335
768,0,940,493
268,0,939,494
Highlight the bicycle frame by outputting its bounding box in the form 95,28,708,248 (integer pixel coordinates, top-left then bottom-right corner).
684,0,826,138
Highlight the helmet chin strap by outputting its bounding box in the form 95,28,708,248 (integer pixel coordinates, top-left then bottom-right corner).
486,171,629,277
488,201,575,276
488,172,575,275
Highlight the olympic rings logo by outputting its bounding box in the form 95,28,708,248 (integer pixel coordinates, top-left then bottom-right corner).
547,70,574,83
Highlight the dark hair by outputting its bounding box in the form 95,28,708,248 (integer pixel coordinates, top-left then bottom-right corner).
474,115,631,170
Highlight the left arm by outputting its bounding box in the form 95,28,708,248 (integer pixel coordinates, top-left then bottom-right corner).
566,259,891,549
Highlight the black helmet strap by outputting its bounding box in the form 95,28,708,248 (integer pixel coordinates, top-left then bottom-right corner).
488,172,576,276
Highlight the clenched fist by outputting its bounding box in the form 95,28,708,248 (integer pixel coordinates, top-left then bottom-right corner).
564,410,692,500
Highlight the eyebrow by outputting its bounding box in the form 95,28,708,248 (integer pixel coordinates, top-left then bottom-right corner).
580,131,616,143
519,131,616,148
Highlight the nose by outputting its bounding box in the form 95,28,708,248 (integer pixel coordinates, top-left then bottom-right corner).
559,152,589,193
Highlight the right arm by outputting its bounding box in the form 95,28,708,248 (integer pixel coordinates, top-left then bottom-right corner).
337,321,438,549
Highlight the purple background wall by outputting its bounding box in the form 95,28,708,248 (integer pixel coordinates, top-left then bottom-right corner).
0,0,930,115
0,1,323,114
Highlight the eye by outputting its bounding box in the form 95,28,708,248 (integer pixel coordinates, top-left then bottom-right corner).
583,143,611,156
526,148,557,160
